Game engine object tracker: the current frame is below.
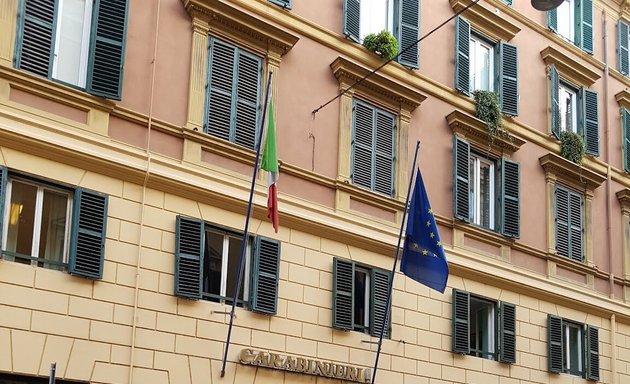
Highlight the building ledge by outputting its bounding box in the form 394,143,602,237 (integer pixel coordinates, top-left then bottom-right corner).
450,0,520,41
539,153,606,196
540,46,600,87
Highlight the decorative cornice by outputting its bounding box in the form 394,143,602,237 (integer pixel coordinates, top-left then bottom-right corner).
539,153,606,194
615,89,630,110
540,46,601,87
617,189,630,215
450,0,521,41
446,110,526,157
330,56,426,112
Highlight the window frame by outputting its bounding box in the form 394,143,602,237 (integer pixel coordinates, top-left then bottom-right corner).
558,81,578,134
547,0,593,54
469,152,497,230
469,33,495,93
548,315,599,380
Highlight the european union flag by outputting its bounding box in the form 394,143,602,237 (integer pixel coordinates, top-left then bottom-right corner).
400,169,449,293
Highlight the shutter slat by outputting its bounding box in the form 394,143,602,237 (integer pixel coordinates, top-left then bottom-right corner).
550,64,560,138
69,189,108,279
581,0,593,53
499,42,519,116
17,0,55,78
370,269,391,338
333,258,354,330
587,325,600,380
454,17,471,95
250,237,280,314
501,159,520,238
396,0,420,68
343,0,360,42
548,315,563,373
268,0,292,9
582,89,599,156
207,39,236,140
568,191,583,262
547,8,558,32
452,289,470,354
619,20,629,75
175,216,204,299
234,51,261,150
623,108,630,173
453,136,470,222
555,186,570,258
499,302,516,364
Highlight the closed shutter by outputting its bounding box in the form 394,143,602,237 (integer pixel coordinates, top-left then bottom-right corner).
250,237,280,314
619,20,629,76
69,189,108,279
87,0,129,100
454,17,471,95
374,109,396,196
343,0,360,43
568,191,583,262
174,216,204,299
501,159,520,238
352,100,375,191
580,0,593,54
548,315,564,373
234,50,262,150
586,325,600,381
395,0,420,69
268,0,292,9
453,136,470,222
15,0,56,78
452,289,470,354
370,269,391,338
333,258,354,330
0,167,6,250
206,39,236,141
499,302,516,364
547,8,558,33
622,108,630,173
499,42,519,116
582,89,599,156
555,186,570,258
550,64,560,138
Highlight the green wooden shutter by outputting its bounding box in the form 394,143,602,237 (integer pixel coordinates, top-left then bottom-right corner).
352,100,375,192
453,136,470,222
370,268,391,338
234,50,262,150
374,109,396,196
87,0,129,100
623,108,630,173
568,191,584,262
15,0,56,78
268,0,292,9
619,20,629,75
550,64,560,138
499,302,516,364
586,325,600,381
499,42,519,116
0,167,7,250
582,88,599,156
555,185,570,258
580,0,593,54
206,38,236,141
454,17,471,95
452,289,470,354
504,0,513,5
69,189,108,279
343,0,360,43
501,159,520,238
174,216,204,299
250,237,280,315
548,315,564,373
333,258,354,330
395,0,420,69
547,9,558,33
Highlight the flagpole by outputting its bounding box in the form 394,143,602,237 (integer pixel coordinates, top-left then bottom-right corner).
220,71,273,378
371,140,421,383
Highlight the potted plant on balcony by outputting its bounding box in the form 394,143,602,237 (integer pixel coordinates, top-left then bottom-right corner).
362,30,398,60
473,90,503,143
559,131,585,164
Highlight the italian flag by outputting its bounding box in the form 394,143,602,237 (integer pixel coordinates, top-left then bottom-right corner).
261,99,279,232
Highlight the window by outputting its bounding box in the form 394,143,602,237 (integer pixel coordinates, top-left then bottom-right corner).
454,17,519,116
14,0,129,99
204,38,262,150
332,258,391,338
549,64,599,156
0,167,108,278
452,289,516,363
453,137,520,238
547,0,593,54
342,0,420,68
554,185,583,262
174,216,281,315
548,315,599,380
351,99,396,197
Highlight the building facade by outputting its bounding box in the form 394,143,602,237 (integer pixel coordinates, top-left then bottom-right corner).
0,0,629,382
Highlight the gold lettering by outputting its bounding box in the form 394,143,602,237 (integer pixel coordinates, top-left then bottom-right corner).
333,364,346,378
362,368,372,383
240,349,255,364
315,361,332,377
267,353,281,368
296,357,309,372
287,356,298,371
345,366,359,381
253,351,267,366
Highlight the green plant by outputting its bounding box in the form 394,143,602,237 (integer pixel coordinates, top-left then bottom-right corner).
473,90,503,141
559,131,585,164
362,30,398,60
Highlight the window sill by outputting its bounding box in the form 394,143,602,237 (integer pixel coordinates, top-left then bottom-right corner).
539,152,606,194
449,0,520,41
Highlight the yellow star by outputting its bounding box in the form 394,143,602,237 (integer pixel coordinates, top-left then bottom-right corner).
422,249,428,256
428,208,433,215
429,232,435,239
437,241,442,247
426,221,431,227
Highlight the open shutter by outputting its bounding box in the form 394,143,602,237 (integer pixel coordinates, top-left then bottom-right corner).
586,325,600,381
499,302,516,364
454,17,471,95
374,109,396,196
547,8,558,33
501,159,520,238
343,0,360,43
582,89,599,156
499,42,519,116
174,216,204,299
234,50,262,150
0,167,6,250
370,269,391,338
69,189,108,279
333,258,354,330
453,136,470,222
580,0,593,54
268,0,292,9
555,186,570,258
568,191,584,262
452,289,470,354
352,100,375,191
550,64,560,138
206,39,236,141
16,0,56,78
619,20,629,76
623,108,630,173
395,0,420,69
87,0,129,100
250,237,280,314
548,315,564,373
